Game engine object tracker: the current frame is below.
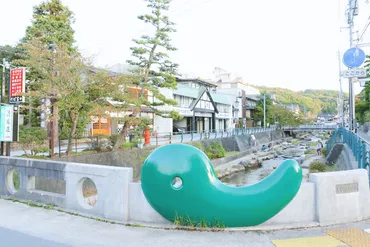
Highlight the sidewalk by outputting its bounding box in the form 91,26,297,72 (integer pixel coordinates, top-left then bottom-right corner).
1,198,370,246
358,130,370,143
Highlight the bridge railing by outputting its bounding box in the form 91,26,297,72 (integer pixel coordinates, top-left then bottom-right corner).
282,124,338,130
151,127,278,146
326,127,369,173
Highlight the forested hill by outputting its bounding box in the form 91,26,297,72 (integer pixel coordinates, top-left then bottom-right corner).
254,86,344,115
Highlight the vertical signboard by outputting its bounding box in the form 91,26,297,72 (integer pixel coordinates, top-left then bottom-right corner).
9,67,26,104
0,105,14,142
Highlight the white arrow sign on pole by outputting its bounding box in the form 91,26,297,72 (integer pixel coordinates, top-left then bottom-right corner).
341,68,367,78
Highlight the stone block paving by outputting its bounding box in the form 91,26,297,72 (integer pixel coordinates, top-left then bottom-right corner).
271,227,370,247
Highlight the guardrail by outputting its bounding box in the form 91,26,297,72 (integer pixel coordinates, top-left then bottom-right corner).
151,127,278,146
326,127,368,172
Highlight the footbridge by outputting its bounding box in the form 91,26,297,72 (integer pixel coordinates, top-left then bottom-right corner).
282,124,337,131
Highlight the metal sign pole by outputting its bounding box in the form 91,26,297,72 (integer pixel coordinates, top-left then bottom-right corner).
0,59,5,156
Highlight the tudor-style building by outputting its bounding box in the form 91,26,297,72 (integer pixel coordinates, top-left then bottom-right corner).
85,64,234,136
154,78,232,134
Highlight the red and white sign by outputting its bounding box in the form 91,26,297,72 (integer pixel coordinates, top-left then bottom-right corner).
9,67,26,104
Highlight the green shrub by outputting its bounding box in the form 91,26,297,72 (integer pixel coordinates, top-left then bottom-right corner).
190,142,203,151
19,126,48,156
13,171,20,191
31,147,50,156
122,142,135,149
108,134,120,146
204,142,226,159
309,162,327,173
321,147,326,156
89,134,108,152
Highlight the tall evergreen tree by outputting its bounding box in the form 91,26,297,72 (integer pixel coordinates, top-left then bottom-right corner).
17,0,77,156
113,0,182,150
23,0,75,50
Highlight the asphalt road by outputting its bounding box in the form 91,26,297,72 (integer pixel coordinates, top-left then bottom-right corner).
0,227,71,247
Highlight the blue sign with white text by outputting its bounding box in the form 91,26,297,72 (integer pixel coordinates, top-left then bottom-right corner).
343,47,366,68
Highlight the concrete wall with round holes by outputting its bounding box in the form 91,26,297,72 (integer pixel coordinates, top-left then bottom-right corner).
0,157,132,222
0,156,370,227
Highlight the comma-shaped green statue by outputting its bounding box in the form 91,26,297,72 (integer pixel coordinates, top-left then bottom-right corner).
141,144,302,227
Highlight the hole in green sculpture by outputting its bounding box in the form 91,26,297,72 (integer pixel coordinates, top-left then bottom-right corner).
172,177,183,189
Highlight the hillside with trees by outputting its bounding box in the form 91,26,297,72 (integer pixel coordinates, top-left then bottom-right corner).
254,86,344,116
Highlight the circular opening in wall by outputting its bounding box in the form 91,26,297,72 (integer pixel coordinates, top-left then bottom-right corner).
76,177,98,209
6,168,20,194
172,177,183,189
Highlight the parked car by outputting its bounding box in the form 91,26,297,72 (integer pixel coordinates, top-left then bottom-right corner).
173,126,186,135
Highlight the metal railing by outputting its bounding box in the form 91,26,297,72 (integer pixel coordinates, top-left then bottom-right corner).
282,124,338,131
326,127,369,172
151,127,278,146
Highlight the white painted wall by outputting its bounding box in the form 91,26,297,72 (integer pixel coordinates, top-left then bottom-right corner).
309,169,370,225
64,164,133,222
128,182,169,224
154,115,172,134
126,169,370,227
262,183,316,225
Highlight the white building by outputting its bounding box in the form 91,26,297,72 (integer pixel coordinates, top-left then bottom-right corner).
213,67,260,127
155,78,233,134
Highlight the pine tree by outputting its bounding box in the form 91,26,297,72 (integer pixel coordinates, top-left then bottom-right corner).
113,0,182,150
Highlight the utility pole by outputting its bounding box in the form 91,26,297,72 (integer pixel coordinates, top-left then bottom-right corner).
347,0,356,131
338,51,344,127
48,41,58,158
263,92,266,129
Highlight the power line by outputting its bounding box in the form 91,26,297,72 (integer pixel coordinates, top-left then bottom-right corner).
356,15,370,44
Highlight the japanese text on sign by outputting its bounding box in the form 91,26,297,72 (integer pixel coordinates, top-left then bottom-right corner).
0,105,14,142
9,68,25,104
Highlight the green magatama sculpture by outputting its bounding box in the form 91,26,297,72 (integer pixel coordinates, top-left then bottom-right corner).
141,144,302,227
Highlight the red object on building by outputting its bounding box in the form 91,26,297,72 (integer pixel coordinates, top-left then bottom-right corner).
143,128,151,145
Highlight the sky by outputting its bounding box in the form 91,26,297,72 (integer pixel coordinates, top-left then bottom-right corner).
1,0,370,94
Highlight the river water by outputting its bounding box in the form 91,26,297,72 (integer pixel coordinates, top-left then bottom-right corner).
221,147,312,186
221,159,285,186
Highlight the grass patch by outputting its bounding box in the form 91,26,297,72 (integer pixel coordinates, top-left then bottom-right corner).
309,161,327,173
173,212,226,229
311,141,318,147
125,223,144,228
225,151,239,157
19,155,49,160
304,149,316,155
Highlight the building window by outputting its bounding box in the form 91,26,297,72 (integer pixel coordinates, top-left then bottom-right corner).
174,95,192,108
